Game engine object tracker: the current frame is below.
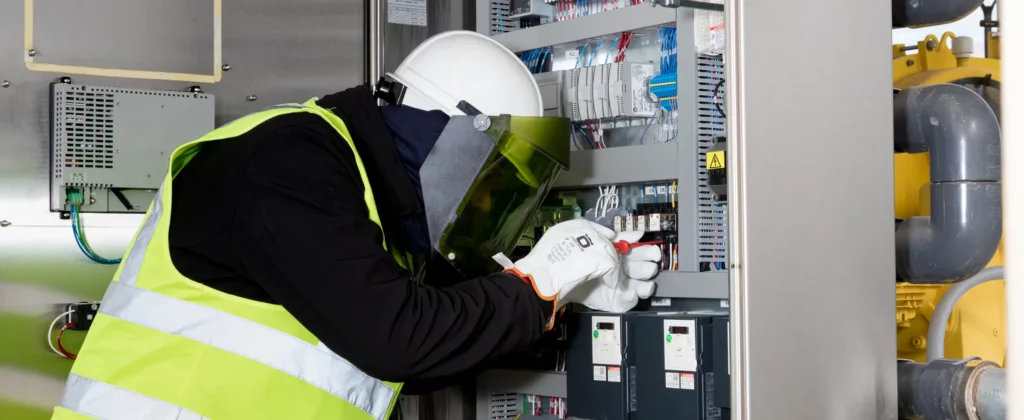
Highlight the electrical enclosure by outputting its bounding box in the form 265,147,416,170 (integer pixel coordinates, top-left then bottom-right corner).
49,83,215,213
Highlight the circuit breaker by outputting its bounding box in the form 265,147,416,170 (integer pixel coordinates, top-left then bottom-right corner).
566,312,636,420
632,313,726,420
49,83,215,213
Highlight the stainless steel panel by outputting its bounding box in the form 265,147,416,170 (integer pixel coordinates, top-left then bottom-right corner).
382,0,467,73
1,0,364,414
32,0,215,74
726,0,896,419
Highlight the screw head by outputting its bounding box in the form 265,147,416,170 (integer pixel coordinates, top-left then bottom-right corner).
0,220,11,228
27,49,37,57
473,114,491,131
447,252,456,260
246,95,258,102
222,64,232,71
906,59,915,67
188,85,203,93
1,80,9,88
91,304,98,310
926,39,937,50
59,76,72,84
911,336,927,349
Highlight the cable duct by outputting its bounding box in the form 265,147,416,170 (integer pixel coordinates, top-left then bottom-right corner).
893,84,1002,283
892,0,983,28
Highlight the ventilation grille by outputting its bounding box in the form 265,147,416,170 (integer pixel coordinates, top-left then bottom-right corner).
53,88,116,184
490,0,513,34
488,393,521,419
696,54,727,270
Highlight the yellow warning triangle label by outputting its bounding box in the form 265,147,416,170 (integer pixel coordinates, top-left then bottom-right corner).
706,151,725,170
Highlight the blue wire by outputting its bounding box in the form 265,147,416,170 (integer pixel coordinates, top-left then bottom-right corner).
71,205,122,264
72,206,114,264
605,35,620,64
572,122,596,149
663,28,671,73
670,29,675,69
70,207,95,260
575,43,590,69
589,40,604,67
538,48,550,73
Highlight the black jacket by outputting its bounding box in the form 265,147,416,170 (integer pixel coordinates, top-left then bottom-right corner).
168,86,552,394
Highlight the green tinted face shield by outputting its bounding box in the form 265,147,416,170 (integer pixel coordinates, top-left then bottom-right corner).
420,115,570,277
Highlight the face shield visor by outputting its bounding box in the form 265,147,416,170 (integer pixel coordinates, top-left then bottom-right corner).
421,115,570,277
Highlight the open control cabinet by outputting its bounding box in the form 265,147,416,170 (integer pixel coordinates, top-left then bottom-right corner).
470,3,731,419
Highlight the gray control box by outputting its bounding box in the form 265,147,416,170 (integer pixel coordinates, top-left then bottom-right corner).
49,83,215,213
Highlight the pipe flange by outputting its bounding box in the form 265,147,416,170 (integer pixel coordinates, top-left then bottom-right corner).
964,360,1000,420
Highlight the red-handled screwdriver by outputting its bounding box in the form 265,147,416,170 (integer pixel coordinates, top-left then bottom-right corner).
612,240,664,255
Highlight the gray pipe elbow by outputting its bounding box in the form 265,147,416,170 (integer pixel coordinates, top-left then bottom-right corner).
893,0,982,28
894,85,1003,283
894,84,1001,183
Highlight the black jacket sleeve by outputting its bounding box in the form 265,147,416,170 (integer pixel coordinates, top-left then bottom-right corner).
228,122,553,387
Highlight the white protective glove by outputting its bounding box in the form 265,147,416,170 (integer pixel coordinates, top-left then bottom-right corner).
563,230,661,312
493,220,662,324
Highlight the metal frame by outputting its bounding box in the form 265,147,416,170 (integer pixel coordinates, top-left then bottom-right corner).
725,0,896,418
23,0,223,83
489,6,676,52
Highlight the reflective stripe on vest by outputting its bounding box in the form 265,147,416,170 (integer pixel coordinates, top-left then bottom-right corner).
60,374,208,420
92,281,395,419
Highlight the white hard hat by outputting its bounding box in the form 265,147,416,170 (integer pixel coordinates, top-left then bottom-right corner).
388,31,544,117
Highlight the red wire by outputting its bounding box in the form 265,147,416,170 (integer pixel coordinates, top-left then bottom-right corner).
585,120,600,148
617,32,633,62
57,322,77,359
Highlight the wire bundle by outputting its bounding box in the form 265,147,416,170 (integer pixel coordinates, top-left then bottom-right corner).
67,188,122,264
658,27,677,75
520,47,552,74
613,32,633,63
48,309,79,359
595,186,620,218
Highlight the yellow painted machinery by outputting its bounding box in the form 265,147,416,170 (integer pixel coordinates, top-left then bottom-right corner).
892,29,1005,365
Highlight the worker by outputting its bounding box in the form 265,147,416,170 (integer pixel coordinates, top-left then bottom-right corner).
51,31,661,420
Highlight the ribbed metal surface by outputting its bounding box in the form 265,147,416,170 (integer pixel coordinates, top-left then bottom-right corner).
490,0,513,34
696,54,726,269
52,88,116,180
488,393,521,419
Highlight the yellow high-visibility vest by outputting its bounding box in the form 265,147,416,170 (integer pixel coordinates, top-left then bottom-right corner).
52,99,404,420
